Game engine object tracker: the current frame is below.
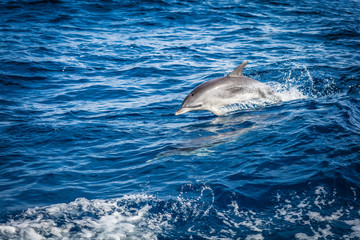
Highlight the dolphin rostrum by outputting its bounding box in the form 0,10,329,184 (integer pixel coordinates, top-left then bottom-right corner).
175,61,277,116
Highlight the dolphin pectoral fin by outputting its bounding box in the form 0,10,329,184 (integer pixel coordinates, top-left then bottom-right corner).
229,61,248,77
175,107,191,115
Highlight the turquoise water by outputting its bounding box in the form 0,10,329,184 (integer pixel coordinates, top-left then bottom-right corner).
0,0,360,239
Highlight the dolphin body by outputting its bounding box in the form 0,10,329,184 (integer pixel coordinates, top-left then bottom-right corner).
175,61,277,116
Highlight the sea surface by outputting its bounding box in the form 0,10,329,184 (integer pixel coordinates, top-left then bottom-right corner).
0,0,360,239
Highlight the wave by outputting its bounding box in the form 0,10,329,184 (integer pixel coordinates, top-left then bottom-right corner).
1,185,359,239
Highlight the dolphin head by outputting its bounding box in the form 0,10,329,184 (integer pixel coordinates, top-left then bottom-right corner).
175,88,205,115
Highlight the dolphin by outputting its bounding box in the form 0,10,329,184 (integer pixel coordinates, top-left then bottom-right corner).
175,61,277,116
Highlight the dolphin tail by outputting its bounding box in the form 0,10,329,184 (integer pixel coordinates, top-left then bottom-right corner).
229,61,248,77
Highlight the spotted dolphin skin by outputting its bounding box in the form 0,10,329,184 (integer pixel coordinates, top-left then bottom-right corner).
175,61,276,116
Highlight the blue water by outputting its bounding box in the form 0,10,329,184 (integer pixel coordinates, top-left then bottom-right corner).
1,0,360,239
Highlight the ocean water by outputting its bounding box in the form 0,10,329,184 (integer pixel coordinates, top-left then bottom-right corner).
0,0,360,239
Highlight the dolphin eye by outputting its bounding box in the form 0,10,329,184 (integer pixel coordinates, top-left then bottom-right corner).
191,93,194,96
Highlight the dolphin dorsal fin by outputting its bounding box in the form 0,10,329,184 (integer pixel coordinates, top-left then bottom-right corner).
229,61,248,77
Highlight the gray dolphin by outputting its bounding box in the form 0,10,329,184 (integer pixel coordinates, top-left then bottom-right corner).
175,61,277,116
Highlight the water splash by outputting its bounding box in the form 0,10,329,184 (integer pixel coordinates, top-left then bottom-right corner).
217,61,340,116
218,97,282,115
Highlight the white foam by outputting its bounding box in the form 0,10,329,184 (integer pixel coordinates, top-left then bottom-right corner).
295,224,333,240
0,226,16,235
230,201,264,232
245,233,264,240
0,195,165,240
1,186,359,239
344,219,360,239
271,83,307,102
308,209,343,222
